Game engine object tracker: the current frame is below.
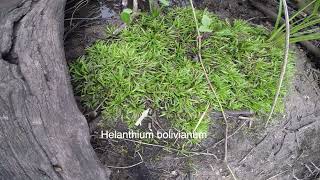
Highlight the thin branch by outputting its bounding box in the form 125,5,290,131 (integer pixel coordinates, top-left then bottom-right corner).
188,1,236,179
266,0,290,126
311,162,320,171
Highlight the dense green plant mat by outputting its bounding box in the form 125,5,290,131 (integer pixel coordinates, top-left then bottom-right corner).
70,8,294,134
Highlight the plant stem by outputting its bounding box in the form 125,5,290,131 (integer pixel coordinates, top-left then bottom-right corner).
272,0,283,34
188,0,236,179
266,0,290,126
188,1,228,136
269,0,316,41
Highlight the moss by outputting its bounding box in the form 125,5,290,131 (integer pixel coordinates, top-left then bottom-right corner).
70,8,294,134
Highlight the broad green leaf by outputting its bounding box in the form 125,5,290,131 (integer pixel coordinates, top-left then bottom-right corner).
216,29,233,36
201,14,212,27
123,8,133,14
120,8,133,24
199,25,212,32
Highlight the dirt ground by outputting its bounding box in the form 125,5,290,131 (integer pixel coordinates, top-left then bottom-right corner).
64,0,320,179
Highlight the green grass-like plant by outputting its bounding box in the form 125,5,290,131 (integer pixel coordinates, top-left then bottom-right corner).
270,0,320,44
70,8,294,134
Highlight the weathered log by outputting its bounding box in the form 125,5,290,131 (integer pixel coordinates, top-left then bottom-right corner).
0,0,108,179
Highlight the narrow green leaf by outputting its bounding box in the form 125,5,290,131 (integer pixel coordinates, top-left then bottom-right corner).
272,0,283,35
290,33,320,43
312,0,320,15
291,18,320,34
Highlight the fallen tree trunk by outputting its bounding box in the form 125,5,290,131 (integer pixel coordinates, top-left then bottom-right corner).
0,0,108,179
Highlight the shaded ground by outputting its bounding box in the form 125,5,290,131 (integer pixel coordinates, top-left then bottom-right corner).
64,0,320,179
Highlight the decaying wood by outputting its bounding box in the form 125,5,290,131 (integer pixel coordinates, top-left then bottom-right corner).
0,0,108,179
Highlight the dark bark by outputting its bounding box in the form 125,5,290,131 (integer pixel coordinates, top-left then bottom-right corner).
0,0,108,179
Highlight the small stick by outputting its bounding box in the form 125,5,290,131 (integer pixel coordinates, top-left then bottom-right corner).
310,162,320,171
64,9,98,40
64,16,102,21
292,169,302,180
107,161,143,169
193,119,249,157
107,151,143,169
193,103,210,133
